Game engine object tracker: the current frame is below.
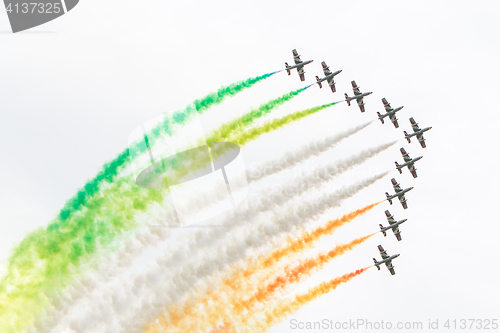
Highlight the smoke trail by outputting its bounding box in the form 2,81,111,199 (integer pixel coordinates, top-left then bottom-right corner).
206,85,311,143
133,172,388,333
193,72,277,113
248,121,373,183
4,104,345,333
209,322,237,333
57,72,276,222
229,202,382,290
160,234,374,333
44,173,387,333
244,267,371,333
237,235,374,317
159,99,334,185
232,102,339,146
0,73,287,333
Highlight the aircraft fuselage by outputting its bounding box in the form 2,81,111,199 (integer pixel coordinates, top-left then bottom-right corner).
400,156,423,168
408,126,432,137
287,59,313,69
346,91,372,101
375,254,400,267
388,187,413,200
381,219,407,233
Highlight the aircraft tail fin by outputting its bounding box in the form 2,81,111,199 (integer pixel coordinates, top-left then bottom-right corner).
285,62,291,76
395,162,402,174
386,192,392,205
379,224,386,237
377,112,384,124
373,258,380,270
344,93,350,106
404,131,411,143
316,76,322,89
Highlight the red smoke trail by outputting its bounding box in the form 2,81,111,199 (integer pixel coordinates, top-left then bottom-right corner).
245,267,371,332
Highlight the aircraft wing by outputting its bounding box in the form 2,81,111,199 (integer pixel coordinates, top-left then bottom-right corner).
392,226,402,241
382,98,392,112
400,148,411,162
378,245,389,260
398,194,408,209
417,133,426,148
327,76,336,93
297,65,306,81
408,163,418,178
356,97,366,113
385,210,395,224
321,61,332,76
386,262,396,275
389,113,399,128
391,178,402,192
410,117,421,132
351,80,361,95
292,49,302,65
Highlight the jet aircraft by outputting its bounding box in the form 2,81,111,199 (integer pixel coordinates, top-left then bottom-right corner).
385,178,413,209
344,80,372,112
373,245,400,275
404,117,432,148
395,147,422,178
377,98,404,128
285,49,314,82
379,210,407,241
315,61,342,93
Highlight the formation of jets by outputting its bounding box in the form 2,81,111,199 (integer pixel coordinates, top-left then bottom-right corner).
285,49,314,82
395,148,422,178
344,81,373,113
315,61,342,92
379,210,407,241
373,245,400,275
377,98,404,128
404,117,432,148
284,49,434,276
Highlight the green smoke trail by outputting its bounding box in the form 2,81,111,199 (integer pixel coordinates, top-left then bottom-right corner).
0,85,316,333
171,102,338,185
158,86,315,184
193,72,277,113
232,102,338,146
57,72,275,222
206,85,310,143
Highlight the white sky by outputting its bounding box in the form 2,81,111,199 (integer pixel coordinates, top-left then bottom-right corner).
1,1,499,332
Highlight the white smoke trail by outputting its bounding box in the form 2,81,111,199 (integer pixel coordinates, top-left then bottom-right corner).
36,122,377,333
40,165,388,333
34,138,384,333
248,121,373,183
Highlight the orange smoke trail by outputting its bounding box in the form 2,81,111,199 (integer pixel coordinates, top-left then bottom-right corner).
247,267,371,332
225,201,381,291
260,201,382,270
235,234,375,309
209,322,236,333
148,234,374,333
235,234,374,313
145,203,379,333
